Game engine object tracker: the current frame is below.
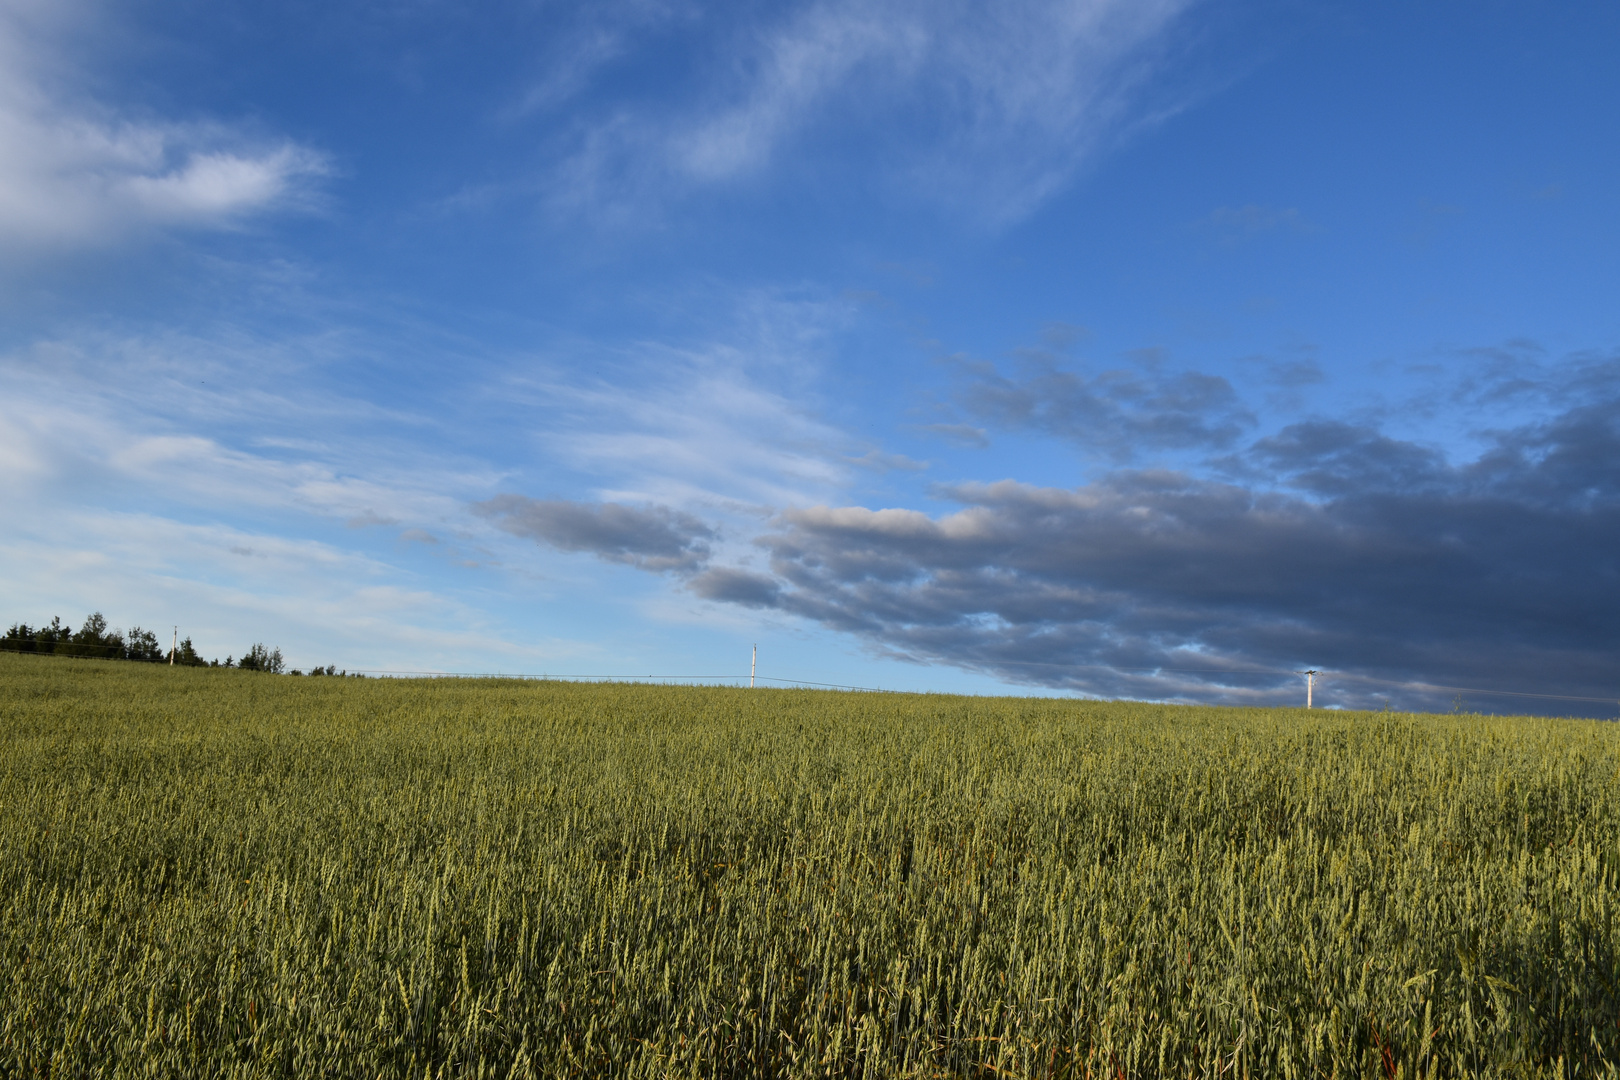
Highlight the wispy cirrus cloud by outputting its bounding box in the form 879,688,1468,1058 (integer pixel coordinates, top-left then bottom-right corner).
0,328,481,530
0,286,916,658
0,0,327,252
510,0,695,117
1197,204,1313,245
952,350,1255,462
492,292,903,511
916,423,990,449
548,0,1201,225
0,319,604,671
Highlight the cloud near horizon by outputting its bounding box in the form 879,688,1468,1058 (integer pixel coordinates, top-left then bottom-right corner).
679,356,1620,712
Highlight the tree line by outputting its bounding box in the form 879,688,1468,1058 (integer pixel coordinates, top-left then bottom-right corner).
1,612,353,676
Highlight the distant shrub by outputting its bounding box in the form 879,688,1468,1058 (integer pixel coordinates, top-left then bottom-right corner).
237,643,285,674
5,611,300,671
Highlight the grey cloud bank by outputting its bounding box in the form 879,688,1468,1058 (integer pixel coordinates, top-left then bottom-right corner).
469,345,1620,715
684,357,1620,713
474,495,714,572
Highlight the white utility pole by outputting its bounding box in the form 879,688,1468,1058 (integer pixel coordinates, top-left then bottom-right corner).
170,626,177,666
1302,669,1318,708
751,644,757,688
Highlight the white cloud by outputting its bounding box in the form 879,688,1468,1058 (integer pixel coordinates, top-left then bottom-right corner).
119,146,325,222
0,2,326,250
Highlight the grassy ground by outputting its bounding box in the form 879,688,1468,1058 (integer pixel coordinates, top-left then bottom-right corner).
1,653,1617,1078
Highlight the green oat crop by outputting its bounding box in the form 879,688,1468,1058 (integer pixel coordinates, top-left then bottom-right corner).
1,654,1617,1077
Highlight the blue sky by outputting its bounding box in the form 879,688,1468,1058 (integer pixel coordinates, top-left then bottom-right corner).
3,0,1618,713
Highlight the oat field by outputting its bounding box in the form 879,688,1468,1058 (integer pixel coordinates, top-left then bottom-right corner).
1,653,1617,1078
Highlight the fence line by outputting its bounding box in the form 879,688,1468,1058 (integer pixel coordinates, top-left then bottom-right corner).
1318,670,1619,705
4,643,1614,709
343,670,900,693
922,656,1620,707
339,665,1614,708
0,640,129,657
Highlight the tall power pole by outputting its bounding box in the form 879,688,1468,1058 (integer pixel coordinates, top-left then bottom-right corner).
170,626,177,666
751,644,757,688
1302,669,1318,709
